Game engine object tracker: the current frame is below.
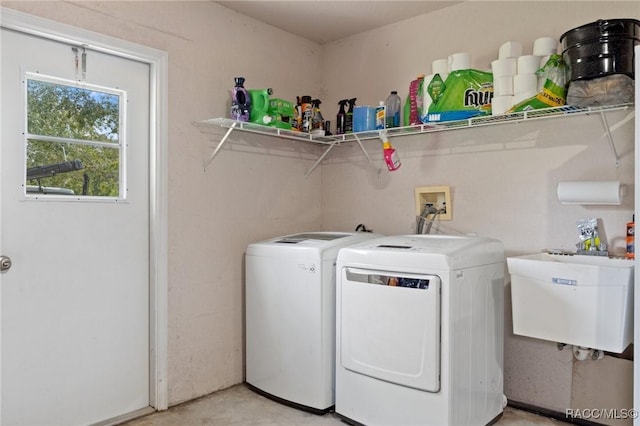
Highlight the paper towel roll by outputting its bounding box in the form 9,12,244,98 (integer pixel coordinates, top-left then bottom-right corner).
493,76,514,96
514,73,538,94
517,55,541,74
432,58,449,76
499,41,523,59
513,90,538,104
491,95,514,115
448,52,471,71
557,181,623,205
491,58,517,77
533,37,558,56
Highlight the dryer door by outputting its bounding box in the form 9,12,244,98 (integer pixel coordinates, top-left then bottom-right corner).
339,267,441,392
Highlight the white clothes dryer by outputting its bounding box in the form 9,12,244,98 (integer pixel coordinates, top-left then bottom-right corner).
245,231,381,413
335,234,505,426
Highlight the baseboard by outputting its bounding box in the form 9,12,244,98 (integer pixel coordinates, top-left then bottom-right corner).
508,400,605,426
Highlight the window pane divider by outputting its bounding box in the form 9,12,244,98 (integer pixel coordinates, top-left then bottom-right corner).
26,133,120,149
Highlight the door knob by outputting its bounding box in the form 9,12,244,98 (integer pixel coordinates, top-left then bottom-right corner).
0,255,12,271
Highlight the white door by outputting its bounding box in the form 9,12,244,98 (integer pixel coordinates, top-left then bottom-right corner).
1,27,151,425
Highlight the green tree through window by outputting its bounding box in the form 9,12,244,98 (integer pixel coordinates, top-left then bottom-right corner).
26,75,123,197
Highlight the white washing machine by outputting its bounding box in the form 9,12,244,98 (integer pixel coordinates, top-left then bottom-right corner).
335,234,505,426
245,231,381,413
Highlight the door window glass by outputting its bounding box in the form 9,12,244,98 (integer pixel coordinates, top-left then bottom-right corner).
25,73,125,198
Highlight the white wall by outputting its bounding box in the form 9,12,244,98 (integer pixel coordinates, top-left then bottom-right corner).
3,0,639,419
320,1,639,420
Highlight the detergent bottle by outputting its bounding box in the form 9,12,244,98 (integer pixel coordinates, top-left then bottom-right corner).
336,99,348,134
381,131,401,171
248,88,273,125
345,98,357,133
230,77,250,122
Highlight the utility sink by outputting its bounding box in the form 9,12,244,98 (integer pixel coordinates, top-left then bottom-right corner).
507,253,634,353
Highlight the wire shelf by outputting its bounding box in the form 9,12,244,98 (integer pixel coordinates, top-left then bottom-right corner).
194,103,633,146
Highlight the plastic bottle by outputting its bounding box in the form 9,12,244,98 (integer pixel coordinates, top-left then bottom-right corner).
323,120,332,136
345,98,357,133
626,215,634,259
230,77,250,122
385,91,401,128
248,88,273,125
408,75,425,125
381,131,401,171
301,95,313,132
375,101,385,130
336,99,348,134
291,96,302,132
311,99,324,131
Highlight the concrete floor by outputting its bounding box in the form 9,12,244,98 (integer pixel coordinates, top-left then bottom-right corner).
121,384,566,426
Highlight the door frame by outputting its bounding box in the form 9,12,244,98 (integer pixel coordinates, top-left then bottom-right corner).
0,7,169,412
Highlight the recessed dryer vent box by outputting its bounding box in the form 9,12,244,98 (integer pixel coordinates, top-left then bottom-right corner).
414,186,452,221
507,253,634,353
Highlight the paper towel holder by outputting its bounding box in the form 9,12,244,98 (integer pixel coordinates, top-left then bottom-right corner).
556,180,624,205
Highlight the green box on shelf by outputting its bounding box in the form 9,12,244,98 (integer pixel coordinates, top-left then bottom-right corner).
268,98,293,129
268,98,294,116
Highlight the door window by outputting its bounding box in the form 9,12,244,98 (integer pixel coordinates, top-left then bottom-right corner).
25,72,125,199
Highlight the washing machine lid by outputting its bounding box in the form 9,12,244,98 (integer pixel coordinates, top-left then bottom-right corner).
274,232,353,243
337,234,504,270
247,232,383,257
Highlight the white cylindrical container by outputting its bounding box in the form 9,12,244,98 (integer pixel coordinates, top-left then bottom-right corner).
513,90,538,105
448,52,471,71
498,41,523,59
491,58,517,77
533,37,558,56
514,73,538,94
517,55,542,74
491,95,514,115
432,58,449,77
557,181,623,205
540,55,551,68
493,76,514,96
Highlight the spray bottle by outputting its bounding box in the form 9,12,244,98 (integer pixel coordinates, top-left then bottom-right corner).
345,98,357,133
627,215,635,259
301,95,313,132
336,99,348,134
381,130,401,171
311,99,324,131
292,96,302,132
230,77,250,122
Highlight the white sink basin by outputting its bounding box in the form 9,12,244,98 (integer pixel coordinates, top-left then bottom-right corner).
507,253,634,353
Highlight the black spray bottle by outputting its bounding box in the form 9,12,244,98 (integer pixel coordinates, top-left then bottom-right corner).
336,99,348,135
345,98,357,133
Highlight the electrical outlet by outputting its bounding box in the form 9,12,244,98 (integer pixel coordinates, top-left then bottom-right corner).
415,185,452,221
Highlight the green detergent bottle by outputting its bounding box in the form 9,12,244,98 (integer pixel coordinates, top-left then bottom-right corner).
249,88,273,125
